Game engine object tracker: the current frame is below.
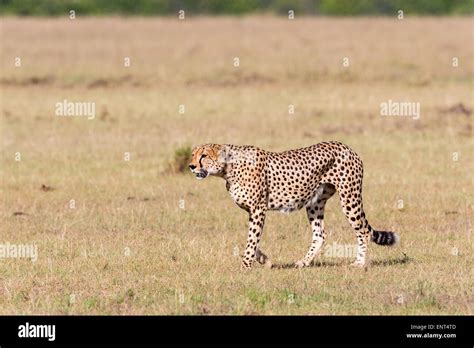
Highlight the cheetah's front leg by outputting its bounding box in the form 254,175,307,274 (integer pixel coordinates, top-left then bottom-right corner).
241,205,266,270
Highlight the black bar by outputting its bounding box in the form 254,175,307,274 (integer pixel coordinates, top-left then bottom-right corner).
0,315,472,346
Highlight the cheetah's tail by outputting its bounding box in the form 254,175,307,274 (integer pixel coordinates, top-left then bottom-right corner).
370,228,400,246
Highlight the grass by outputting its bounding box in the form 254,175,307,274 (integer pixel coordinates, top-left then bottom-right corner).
0,16,473,315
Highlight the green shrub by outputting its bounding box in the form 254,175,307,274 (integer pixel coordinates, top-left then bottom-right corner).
170,145,192,174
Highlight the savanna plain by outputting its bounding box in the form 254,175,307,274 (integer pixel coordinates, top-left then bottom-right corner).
0,16,473,314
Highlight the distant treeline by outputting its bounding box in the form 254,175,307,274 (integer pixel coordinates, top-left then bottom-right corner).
1,0,473,16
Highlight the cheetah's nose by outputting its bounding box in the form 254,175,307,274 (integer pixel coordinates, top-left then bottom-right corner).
189,164,196,170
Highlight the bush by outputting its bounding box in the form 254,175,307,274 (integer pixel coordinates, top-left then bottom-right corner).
1,0,473,16
169,145,192,174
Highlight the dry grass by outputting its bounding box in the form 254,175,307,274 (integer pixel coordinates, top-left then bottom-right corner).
0,16,473,315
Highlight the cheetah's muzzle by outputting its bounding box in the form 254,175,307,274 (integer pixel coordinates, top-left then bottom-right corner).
195,169,208,179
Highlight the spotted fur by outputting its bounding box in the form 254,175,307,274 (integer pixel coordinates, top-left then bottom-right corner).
189,141,399,270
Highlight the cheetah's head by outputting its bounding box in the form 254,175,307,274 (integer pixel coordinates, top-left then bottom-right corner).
189,144,226,180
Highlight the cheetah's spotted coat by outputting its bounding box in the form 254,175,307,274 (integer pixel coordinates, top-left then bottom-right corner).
189,142,399,270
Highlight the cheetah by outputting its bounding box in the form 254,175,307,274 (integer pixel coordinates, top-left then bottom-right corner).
188,141,399,270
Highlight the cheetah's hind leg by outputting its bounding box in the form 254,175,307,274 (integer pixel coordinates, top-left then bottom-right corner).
295,183,336,268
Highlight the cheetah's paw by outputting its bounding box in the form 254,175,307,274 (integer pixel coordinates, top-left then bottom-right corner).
294,260,310,268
